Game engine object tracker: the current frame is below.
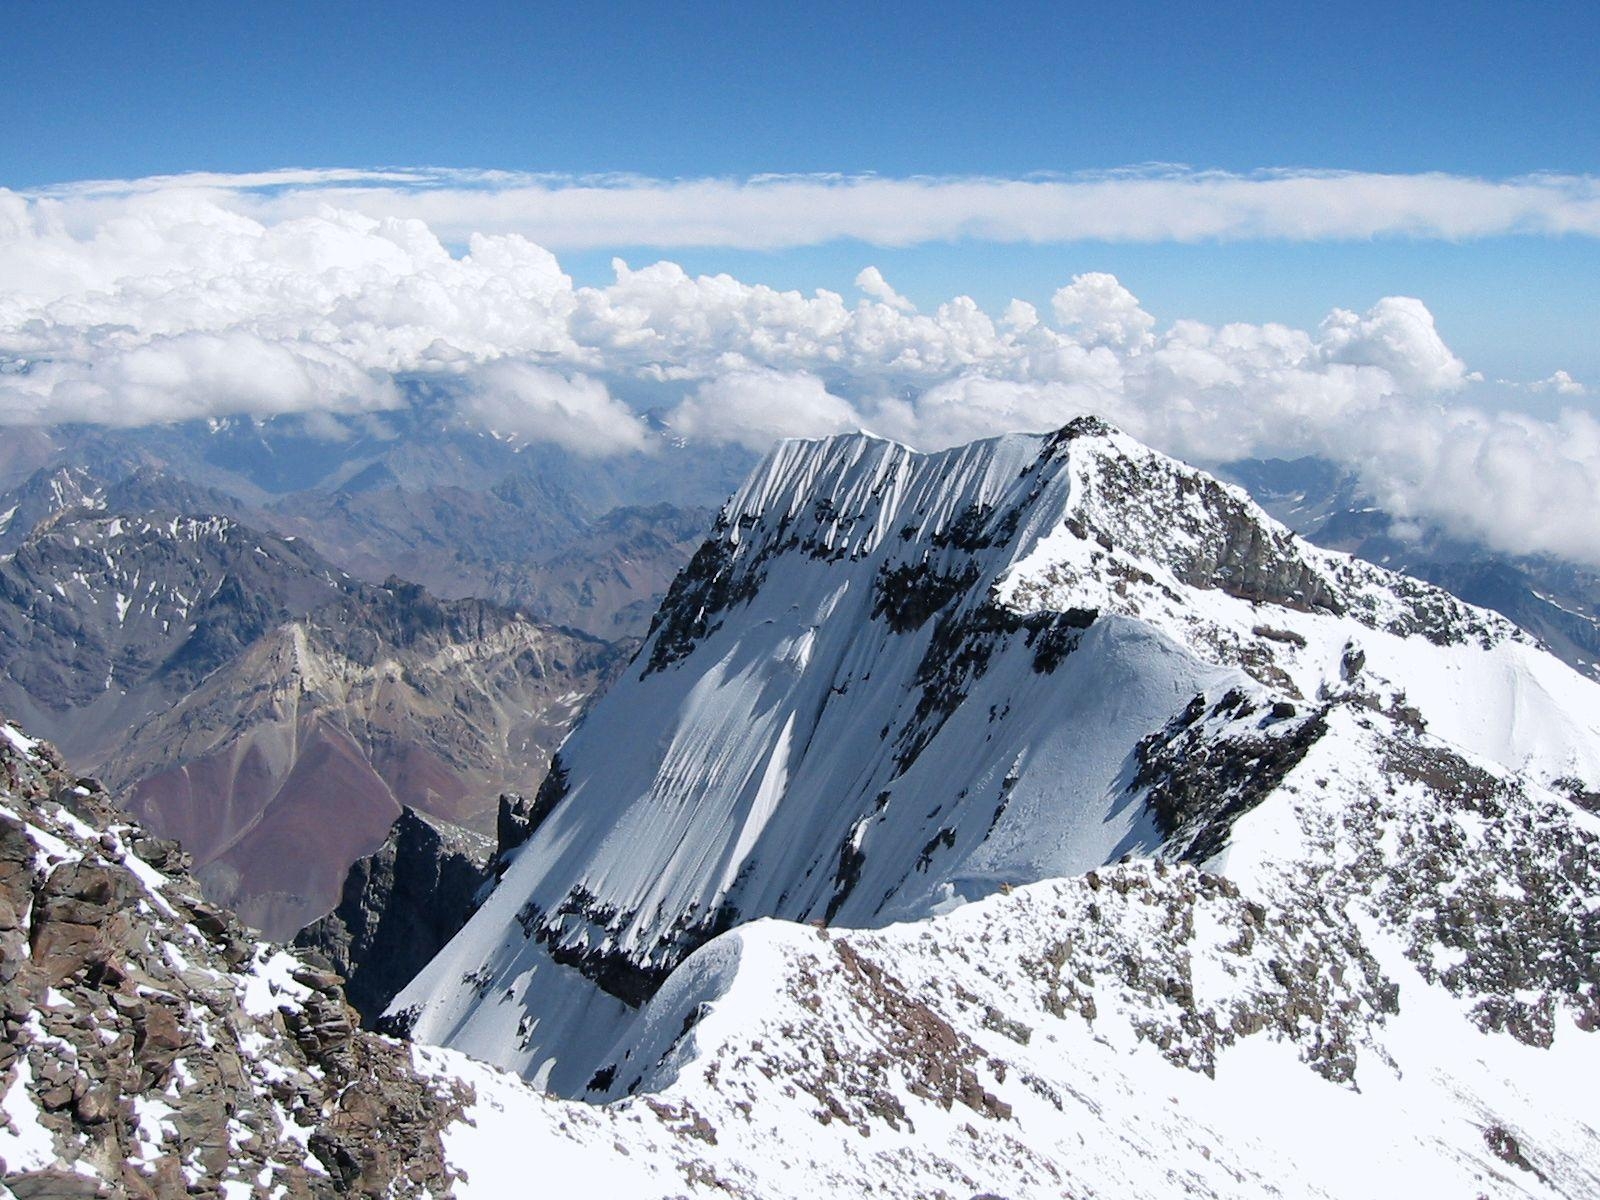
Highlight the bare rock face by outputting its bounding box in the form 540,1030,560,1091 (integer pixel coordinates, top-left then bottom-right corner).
0,717,467,1197
295,808,494,1027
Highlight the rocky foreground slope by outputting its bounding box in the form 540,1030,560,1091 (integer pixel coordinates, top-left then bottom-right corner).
0,718,465,1197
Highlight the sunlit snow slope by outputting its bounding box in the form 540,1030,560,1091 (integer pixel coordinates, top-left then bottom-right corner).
392,417,1600,1112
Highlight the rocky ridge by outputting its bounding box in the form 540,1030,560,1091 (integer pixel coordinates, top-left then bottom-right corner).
0,717,465,1198
1220,455,1600,682
295,808,494,1027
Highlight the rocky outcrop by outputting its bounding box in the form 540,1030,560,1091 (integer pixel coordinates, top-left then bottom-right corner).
1221,455,1600,682
0,717,467,1197
295,809,493,1027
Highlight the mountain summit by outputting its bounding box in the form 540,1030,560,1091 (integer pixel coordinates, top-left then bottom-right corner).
389,416,1600,1158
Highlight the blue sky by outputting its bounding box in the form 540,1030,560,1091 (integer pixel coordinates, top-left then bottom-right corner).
3,2,1598,394
8,2,1595,182
25,0,1596,387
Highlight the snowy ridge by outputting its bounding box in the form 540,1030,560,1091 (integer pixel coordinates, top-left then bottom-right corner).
4,705,1596,1197
420,688,1600,1197
391,416,1600,1111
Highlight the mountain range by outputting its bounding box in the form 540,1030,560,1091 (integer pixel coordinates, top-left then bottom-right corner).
0,397,762,939
3,418,1598,1196
0,397,743,639
0,500,626,937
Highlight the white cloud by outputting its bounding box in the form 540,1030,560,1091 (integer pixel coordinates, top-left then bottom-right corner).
1316,297,1467,393
1050,273,1156,350
669,370,864,450
0,331,398,427
459,362,647,456
1529,369,1588,397
17,166,1600,250
0,177,1597,565
855,267,916,313
865,377,1108,453
1343,406,1600,565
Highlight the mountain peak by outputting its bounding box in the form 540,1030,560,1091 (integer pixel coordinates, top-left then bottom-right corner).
390,421,1600,1096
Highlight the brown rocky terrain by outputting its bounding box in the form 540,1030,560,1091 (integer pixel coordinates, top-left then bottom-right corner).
0,717,465,1198
104,585,630,939
0,506,631,939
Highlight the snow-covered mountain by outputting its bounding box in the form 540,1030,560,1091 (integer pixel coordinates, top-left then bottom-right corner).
9,418,1600,1197
373,417,1600,1195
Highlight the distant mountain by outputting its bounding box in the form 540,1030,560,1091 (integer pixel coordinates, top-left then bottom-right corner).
0,465,105,553
0,395,753,638
481,502,716,637
0,504,629,937
262,479,712,638
0,509,356,756
1220,455,1600,681
0,461,252,555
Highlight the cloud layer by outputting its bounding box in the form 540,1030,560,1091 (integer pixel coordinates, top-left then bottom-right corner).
19,167,1600,249
1,178,1597,566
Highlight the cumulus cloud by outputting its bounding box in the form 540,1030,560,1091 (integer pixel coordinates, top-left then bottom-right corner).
669,370,864,450
458,362,647,456
1,177,1598,565
1316,297,1467,393
1050,273,1156,350
855,267,916,313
